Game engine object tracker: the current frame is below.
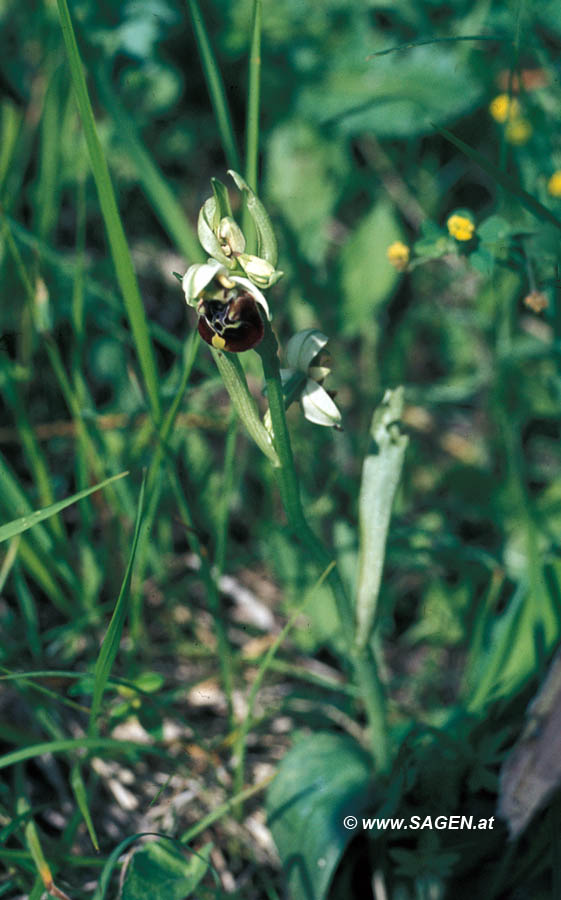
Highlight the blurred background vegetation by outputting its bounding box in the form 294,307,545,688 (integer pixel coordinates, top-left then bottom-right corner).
2,0,561,897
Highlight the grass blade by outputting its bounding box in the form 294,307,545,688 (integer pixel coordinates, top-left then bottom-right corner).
186,0,241,170
368,34,505,58
94,70,203,262
245,0,262,191
0,472,128,544
70,763,99,852
0,738,157,771
88,475,146,734
55,0,162,422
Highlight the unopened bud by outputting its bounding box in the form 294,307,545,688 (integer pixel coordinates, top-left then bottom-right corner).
217,217,246,256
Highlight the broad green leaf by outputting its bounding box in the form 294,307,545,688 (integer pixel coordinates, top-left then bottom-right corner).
267,732,374,900
301,46,483,138
339,200,402,337
0,472,128,544
265,120,348,264
121,840,212,900
355,388,408,650
477,215,515,244
469,246,496,276
89,475,146,733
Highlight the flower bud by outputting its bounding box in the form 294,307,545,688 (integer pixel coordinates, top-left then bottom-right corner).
217,217,246,256
238,253,282,288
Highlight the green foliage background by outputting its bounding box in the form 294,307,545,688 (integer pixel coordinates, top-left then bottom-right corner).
1,0,561,897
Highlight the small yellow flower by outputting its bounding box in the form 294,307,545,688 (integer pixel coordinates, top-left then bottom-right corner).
523,290,548,313
547,171,561,198
387,241,410,270
505,117,532,145
447,214,475,242
489,94,521,123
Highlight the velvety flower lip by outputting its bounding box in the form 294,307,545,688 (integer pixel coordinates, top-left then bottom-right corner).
197,293,265,352
182,259,271,353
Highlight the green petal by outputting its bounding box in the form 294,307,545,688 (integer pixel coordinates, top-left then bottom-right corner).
228,170,278,266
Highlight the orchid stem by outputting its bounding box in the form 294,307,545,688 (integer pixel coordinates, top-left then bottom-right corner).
255,321,390,772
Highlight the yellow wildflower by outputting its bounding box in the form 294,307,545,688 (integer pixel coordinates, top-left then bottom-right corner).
505,118,532,145
547,171,561,198
523,290,548,313
489,94,521,123
386,241,410,271
447,214,475,242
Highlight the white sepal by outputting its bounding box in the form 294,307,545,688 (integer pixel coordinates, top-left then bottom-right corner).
182,259,226,306
285,329,329,372
300,380,342,428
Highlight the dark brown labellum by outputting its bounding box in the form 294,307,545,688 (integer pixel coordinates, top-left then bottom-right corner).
197,293,264,352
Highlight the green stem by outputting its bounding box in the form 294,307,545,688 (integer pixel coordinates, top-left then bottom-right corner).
255,321,390,771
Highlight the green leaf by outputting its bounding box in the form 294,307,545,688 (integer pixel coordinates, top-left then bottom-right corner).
265,120,348,264
413,234,452,259
267,732,374,900
303,45,483,138
89,475,146,734
339,200,402,337
121,840,212,900
477,215,514,244
0,472,128,544
355,388,409,650
70,763,99,851
469,246,496,276
56,0,162,422
212,350,280,466
186,0,240,170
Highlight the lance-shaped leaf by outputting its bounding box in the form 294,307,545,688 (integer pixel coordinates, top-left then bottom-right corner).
228,169,278,266
213,351,279,465
355,387,408,650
